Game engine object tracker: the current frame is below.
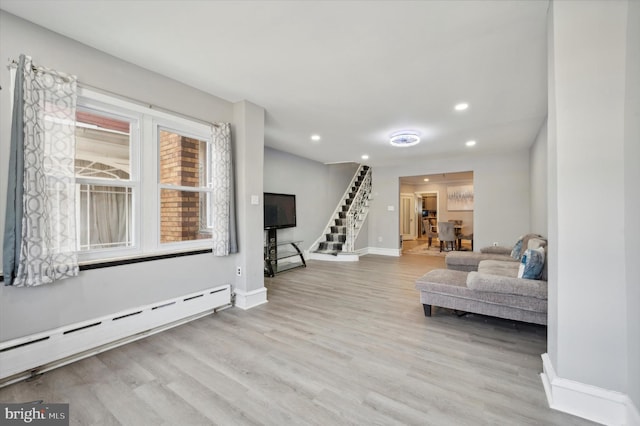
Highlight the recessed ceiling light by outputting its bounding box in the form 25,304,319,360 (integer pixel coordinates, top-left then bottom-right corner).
361,154,369,160
311,134,321,141
423,178,429,182
454,103,469,111
466,140,476,147
390,131,420,147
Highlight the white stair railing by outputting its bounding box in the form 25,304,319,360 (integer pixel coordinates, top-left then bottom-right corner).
309,165,371,254
344,170,372,253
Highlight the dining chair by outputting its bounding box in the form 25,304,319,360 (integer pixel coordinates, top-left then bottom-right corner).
448,220,463,249
458,230,474,251
438,221,457,252
423,218,438,247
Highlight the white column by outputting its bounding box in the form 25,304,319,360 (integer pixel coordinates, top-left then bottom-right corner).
543,1,638,424
232,100,267,309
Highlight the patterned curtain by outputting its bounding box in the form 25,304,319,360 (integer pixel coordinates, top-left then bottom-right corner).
210,123,237,256
2,55,79,286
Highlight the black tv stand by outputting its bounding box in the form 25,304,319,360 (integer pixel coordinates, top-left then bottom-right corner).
264,228,306,277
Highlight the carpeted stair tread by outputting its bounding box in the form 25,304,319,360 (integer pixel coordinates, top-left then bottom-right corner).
314,165,371,257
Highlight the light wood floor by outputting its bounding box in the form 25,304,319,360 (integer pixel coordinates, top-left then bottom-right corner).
0,254,595,425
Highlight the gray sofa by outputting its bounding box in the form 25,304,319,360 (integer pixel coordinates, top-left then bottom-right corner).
445,233,544,272
415,235,548,325
445,246,516,272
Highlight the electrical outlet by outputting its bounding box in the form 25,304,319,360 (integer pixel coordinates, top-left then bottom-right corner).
378,236,383,242
236,266,242,276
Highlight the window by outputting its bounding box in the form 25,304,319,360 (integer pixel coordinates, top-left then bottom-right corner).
158,128,213,243
75,108,137,253
74,88,214,261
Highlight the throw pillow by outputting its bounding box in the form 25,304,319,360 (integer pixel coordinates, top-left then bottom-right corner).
517,247,546,280
527,237,547,250
511,236,524,259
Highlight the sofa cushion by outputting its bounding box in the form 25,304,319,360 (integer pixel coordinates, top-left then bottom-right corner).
415,269,469,297
445,252,517,272
416,269,548,312
528,237,547,250
518,247,546,280
478,259,519,277
467,271,548,300
480,246,512,255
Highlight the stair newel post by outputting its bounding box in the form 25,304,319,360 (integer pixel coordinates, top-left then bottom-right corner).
346,211,354,253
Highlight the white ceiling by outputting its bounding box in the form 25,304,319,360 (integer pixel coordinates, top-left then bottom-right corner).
1,0,548,168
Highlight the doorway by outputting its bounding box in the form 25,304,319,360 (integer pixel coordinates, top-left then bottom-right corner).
399,171,474,254
419,192,439,239
400,193,416,241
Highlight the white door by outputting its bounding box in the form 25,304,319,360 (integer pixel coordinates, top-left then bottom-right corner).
400,194,416,240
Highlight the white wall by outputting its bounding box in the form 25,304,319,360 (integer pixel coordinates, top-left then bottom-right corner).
369,150,530,252
529,119,548,236
263,148,358,252
328,162,361,208
549,0,631,403
0,12,263,340
355,217,369,251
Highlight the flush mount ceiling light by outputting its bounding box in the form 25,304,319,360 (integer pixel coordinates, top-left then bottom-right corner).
466,140,476,147
454,102,469,111
311,134,321,141
389,131,420,147
361,154,369,160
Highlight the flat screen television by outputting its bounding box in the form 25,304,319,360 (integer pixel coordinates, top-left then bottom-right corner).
264,192,296,229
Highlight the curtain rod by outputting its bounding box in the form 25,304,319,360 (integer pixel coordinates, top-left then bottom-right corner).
78,81,223,129
8,59,37,73
7,58,75,83
6,58,222,128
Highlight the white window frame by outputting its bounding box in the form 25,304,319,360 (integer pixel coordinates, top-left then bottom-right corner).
75,93,142,262
76,88,214,263
154,121,214,249
77,184,133,250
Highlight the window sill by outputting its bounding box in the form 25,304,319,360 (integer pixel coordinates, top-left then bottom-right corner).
79,248,214,271
1,248,218,282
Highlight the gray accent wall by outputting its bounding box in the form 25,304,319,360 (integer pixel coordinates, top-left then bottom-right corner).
625,0,640,409
263,148,358,252
0,12,263,341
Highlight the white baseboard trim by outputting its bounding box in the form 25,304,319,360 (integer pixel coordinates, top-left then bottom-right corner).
305,247,391,261
354,247,369,257
306,252,359,262
0,285,231,385
234,287,268,310
366,247,401,257
541,353,637,425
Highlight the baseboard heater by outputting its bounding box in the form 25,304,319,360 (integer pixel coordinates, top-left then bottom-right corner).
0,284,231,387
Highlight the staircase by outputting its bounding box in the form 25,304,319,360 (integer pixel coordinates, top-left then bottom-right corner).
310,165,372,258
